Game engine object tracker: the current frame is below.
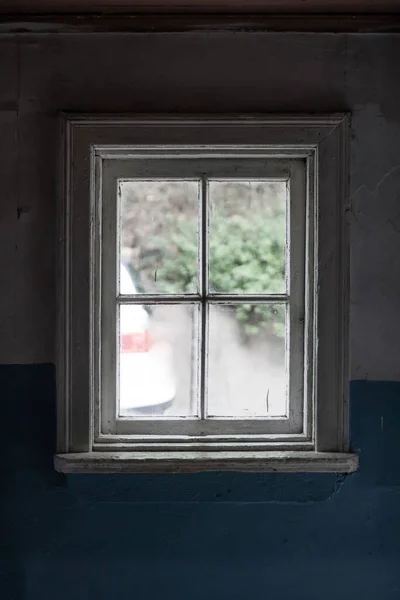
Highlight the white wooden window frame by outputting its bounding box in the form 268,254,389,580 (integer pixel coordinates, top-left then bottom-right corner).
102,156,304,438
55,114,358,474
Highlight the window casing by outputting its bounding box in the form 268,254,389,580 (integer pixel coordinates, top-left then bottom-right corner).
55,115,358,473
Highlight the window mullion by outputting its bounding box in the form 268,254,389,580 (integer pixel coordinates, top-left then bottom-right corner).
116,294,289,304
199,177,209,420
207,294,289,304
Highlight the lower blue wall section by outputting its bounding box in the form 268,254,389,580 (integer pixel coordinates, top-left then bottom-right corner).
1,364,400,600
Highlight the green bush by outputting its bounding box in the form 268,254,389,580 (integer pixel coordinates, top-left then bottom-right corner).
154,210,286,340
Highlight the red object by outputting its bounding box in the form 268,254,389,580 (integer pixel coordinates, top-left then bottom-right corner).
121,331,151,353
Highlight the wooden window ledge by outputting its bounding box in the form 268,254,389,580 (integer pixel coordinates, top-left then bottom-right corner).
54,451,359,474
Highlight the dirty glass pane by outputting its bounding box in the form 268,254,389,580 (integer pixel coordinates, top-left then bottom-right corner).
119,180,199,295
208,181,287,294
118,301,198,417
207,303,287,417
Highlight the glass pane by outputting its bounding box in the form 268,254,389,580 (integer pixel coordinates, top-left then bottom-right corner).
209,181,287,294
119,180,199,295
207,303,286,417
118,303,198,417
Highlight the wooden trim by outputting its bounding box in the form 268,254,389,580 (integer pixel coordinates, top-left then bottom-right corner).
1,13,400,34
58,113,351,472
314,115,350,452
99,154,306,439
55,451,359,473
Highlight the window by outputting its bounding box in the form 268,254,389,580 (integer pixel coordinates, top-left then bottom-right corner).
55,115,358,473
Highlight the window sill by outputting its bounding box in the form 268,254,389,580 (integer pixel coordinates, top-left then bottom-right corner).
54,451,359,474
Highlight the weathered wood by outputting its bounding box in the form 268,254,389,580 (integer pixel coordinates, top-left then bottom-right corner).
1,0,400,14
55,451,359,473
0,13,400,34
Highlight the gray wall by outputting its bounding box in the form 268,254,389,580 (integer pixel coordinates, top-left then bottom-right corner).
1,32,399,380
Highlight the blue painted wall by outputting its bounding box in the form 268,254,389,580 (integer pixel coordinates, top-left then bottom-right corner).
2,364,400,599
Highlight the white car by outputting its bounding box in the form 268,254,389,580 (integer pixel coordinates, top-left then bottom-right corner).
119,262,176,416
